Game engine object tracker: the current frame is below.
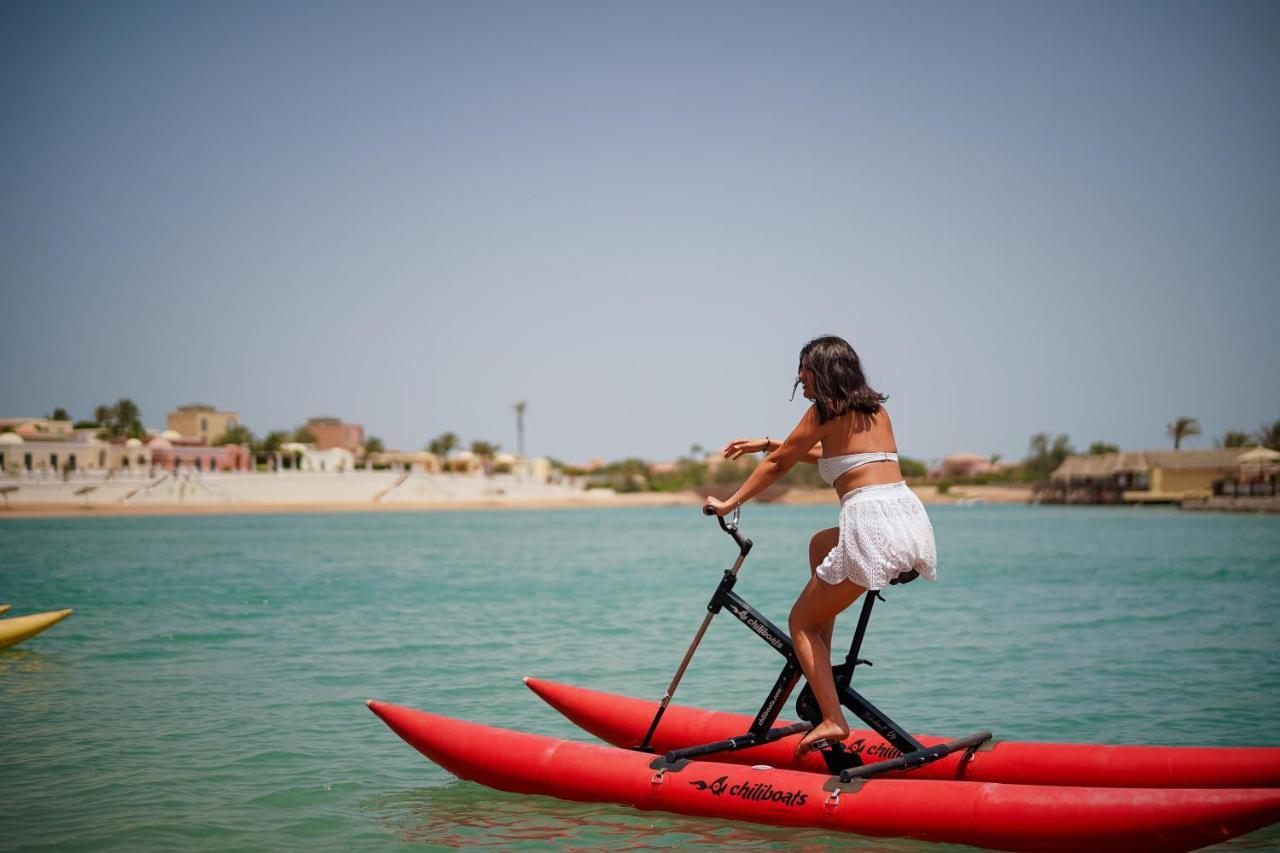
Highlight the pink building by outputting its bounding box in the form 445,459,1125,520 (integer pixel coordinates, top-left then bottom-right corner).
305,417,365,452
147,435,252,472
934,453,997,479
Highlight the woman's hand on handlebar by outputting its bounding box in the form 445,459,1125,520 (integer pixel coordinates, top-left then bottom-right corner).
703,496,737,517
723,438,768,460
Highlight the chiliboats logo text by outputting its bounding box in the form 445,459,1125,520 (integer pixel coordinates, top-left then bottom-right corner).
688,774,809,807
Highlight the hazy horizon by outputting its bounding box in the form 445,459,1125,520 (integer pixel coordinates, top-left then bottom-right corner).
3,1,1277,464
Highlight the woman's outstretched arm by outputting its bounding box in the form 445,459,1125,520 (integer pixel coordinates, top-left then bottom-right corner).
706,408,823,515
723,437,822,463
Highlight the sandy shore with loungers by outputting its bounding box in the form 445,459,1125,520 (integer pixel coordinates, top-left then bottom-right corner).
0,470,694,518
0,471,1030,518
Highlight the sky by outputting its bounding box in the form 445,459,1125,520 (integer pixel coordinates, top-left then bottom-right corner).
2,0,1277,464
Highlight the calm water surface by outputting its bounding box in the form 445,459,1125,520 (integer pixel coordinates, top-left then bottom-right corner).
2,505,1278,851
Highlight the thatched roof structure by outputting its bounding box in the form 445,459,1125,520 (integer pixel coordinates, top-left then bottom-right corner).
1051,452,1148,479
1052,447,1259,480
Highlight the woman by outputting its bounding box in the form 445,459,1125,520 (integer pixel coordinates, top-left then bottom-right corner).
703,335,937,757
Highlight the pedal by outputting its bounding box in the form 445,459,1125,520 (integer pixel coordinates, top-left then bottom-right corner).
806,737,837,753
819,742,864,774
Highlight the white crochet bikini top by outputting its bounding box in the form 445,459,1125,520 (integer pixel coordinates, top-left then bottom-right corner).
818,451,899,486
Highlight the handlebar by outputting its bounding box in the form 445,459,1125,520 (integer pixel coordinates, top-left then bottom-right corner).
703,503,750,555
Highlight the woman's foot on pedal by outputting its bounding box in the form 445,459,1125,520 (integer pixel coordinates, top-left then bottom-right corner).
795,721,849,759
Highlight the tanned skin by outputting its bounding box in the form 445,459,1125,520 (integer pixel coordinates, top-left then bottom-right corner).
704,359,903,756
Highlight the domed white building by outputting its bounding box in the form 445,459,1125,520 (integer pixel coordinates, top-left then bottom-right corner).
277,442,355,473
0,422,116,475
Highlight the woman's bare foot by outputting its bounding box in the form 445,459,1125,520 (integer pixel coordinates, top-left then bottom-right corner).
795,720,850,759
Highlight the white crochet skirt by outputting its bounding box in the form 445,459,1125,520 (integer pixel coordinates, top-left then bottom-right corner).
814,481,938,590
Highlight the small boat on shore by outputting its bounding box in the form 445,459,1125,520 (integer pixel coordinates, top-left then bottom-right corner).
0,608,74,649
367,699,1280,851
524,677,1280,789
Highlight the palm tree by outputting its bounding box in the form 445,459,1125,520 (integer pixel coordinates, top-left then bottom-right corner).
258,431,289,453
215,424,255,447
93,399,144,439
1257,418,1280,451
1215,431,1253,448
470,440,500,459
470,440,500,475
1166,417,1201,450
428,431,459,461
512,400,527,457
1025,433,1073,480
115,399,141,429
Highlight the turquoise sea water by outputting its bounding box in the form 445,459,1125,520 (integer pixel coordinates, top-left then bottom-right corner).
1,505,1279,851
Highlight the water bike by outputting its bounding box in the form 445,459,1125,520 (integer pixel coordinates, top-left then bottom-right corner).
629,506,990,783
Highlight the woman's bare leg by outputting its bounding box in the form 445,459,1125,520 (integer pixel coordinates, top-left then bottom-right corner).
808,527,841,650
789,575,866,754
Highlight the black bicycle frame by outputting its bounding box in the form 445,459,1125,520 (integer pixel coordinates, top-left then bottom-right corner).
659,564,924,763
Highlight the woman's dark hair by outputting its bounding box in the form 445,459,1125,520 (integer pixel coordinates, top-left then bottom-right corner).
793,335,888,422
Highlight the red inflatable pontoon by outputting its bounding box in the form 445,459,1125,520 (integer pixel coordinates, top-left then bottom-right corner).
368,700,1280,851
524,677,1280,788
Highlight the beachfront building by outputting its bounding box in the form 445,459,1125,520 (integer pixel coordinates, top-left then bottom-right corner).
1046,447,1268,504
166,404,240,445
493,453,551,481
0,416,256,476
0,421,169,475
934,453,1000,479
278,442,354,473
304,417,364,453
0,429,97,475
444,450,482,474
107,437,154,472
148,433,252,473
365,450,442,473
0,426,147,475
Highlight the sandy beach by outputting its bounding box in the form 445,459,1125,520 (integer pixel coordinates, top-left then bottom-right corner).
0,476,1031,519
0,491,698,519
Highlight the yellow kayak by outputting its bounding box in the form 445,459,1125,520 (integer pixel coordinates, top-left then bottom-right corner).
0,603,10,616
0,609,74,649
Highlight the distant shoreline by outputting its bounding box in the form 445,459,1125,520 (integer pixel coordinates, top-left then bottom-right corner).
0,484,1032,520
0,491,700,519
